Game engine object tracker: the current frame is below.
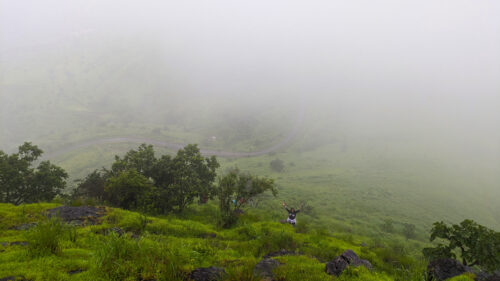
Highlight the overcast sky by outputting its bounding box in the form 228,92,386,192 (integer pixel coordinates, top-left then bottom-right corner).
1,0,499,152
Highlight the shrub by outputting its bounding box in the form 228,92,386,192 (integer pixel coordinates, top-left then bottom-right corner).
381,219,394,233
269,158,285,172
25,216,67,256
92,233,187,281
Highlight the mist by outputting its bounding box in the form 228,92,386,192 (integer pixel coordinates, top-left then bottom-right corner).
1,0,499,226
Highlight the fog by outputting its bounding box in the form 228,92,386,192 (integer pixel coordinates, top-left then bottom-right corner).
1,0,499,217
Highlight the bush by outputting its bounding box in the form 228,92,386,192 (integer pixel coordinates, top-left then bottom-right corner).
25,216,67,257
269,158,285,172
92,233,187,281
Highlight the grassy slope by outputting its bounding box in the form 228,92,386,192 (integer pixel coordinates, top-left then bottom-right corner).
1,202,469,281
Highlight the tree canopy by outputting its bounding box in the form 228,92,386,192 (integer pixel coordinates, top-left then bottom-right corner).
217,167,277,227
423,219,500,272
0,142,68,205
75,143,220,213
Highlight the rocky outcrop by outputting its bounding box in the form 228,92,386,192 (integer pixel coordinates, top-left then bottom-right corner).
427,258,471,281
188,266,226,281
12,223,37,231
263,249,299,259
1,241,28,247
253,258,281,280
325,249,372,276
47,206,105,226
476,271,500,281
0,276,26,281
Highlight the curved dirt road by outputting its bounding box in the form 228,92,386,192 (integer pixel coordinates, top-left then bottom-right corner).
45,103,305,159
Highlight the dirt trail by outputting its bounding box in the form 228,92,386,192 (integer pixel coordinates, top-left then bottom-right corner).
45,102,305,159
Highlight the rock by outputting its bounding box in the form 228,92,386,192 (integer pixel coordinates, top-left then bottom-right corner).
0,276,26,281
427,258,471,281
188,266,226,281
46,206,105,225
67,269,84,275
12,223,37,231
325,256,349,276
1,241,28,247
253,258,281,280
476,272,500,281
106,227,124,237
325,249,372,276
263,249,298,259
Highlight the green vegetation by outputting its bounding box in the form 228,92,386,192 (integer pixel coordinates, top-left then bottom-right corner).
269,158,285,172
73,144,219,214
217,168,277,227
25,216,68,257
0,202,429,281
1,141,499,280
0,142,68,205
423,219,500,271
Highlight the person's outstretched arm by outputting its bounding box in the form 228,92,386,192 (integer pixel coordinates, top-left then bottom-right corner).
282,202,290,212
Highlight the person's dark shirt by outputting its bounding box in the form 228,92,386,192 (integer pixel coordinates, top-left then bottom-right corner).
285,207,300,220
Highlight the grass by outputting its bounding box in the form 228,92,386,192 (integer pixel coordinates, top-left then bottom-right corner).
0,202,434,281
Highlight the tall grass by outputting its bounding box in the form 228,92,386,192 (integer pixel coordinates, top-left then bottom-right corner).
25,216,67,257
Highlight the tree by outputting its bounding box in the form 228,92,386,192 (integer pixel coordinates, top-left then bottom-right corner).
423,219,500,272
269,158,285,172
381,219,395,233
217,168,277,227
402,223,416,240
0,142,68,205
167,144,219,212
110,144,157,178
102,143,219,213
105,169,152,210
72,169,108,201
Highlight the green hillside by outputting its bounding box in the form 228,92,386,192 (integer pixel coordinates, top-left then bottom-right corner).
1,202,474,281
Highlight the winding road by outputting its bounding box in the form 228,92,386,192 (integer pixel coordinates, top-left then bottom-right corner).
45,102,305,160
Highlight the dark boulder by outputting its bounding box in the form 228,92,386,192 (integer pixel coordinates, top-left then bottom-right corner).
263,249,298,259
1,241,28,247
476,272,500,281
67,269,85,275
427,258,471,281
12,222,37,231
188,266,226,281
253,258,281,280
0,276,26,281
106,227,125,237
47,206,105,225
325,249,372,276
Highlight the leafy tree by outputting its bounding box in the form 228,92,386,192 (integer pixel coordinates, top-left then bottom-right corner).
167,144,219,212
72,169,108,201
217,168,277,227
423,219,500,272
105,169,152,210
0,142,68,205
111,144,157,178
269,158,285,172
402,223,416,240
72,143,220,213
381,219,395,233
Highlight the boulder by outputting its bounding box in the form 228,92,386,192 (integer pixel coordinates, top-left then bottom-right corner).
253,258,281,280
263,249,298,259
1,241,28,247
325,249,372,276
427,258,471,281
12,222,37,231
0,276,26,281
47,206,105,225
476,272,500,281
188,266,226,281
325,256,349,276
